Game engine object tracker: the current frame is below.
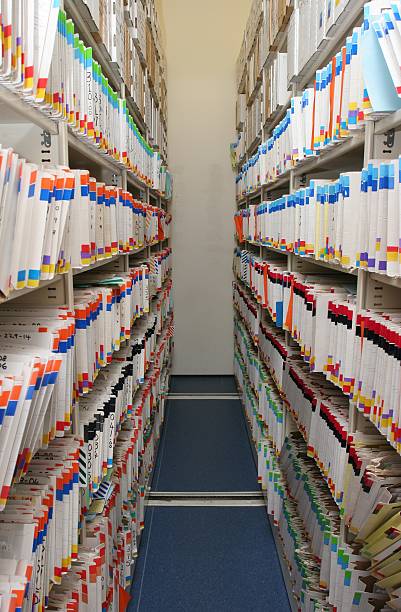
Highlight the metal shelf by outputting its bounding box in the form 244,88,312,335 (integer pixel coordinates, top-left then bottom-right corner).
64,0,123,94
68,130,124,175
374,109,401,135
73,244,159,277
247,135,262,157
125,88,147,137
267,514,298,612
236,359,313,612
248,187,262,200
259,244,287,256
73,254,122,277
246,14,264,61
233,3,401,604
127,170,152,194
247,78,263,108
301,257,358,276
64,0,158,146
238,387,297,611
263,96,291,136
0,84,58,135
68,131,162,199
257,243,359,277
263,171,291,193
370,273,401,289
293,131,365,177
295,0,365,90
245,243,401,287
0,275,66,306
242,132,364,198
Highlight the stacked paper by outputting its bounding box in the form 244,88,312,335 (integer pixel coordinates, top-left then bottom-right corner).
79,287,173,508
236,251,356,372
73,266,150,395
0,3,162,186
266,433,335,608
265,53,288,121
0,307,76,505
46,339,172,610
239,157,401,278
0,153,169,298
233,281,260,343
15,304,173,610
259,318,291,393
283,358,355,507
234,346,263,447
0,151,75,296
362,1,401,109
235,316,286,453
237,281,401,607
147,247,173,294
236,24,370,195
326,305,401,451
0,436,81,610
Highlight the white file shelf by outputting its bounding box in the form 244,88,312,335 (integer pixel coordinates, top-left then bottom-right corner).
263,94,292,135
64,0,123,94
124,84,148,136
374,108,401,135
0,3,171,608
63,0,159,144
0,276,67,307
0,241,157,306
234,1,401,609
239,382,298,611
295,0,366,90
0,84,58,135
72,244,156,277
247,135,263,157
370,272,401,290
263,172,291,193
68,129,124,176
238,131,365,206
292,131,365,177
64,0,165,144
68,129,168,201
234,293,314,611
243,238,359,277
0,5,170,311
72,254,123,277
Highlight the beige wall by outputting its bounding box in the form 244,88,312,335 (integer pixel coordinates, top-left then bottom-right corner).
163,0,251,375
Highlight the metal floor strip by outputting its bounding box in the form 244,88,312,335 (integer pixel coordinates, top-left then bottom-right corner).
148,498,265,507
149,491,263,498
167,394,239,400
148,491,264,507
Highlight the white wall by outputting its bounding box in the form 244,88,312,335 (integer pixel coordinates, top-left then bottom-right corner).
163,0,251,375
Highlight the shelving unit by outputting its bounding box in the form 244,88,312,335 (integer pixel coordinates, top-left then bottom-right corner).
0,1,173,608
233,1,401,609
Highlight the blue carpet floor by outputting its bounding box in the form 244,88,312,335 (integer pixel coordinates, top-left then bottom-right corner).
129,376,290,611
129,506,290,612
152,398,257,491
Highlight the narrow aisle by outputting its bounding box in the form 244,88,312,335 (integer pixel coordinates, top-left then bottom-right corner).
129,376,290,612
152,397,256,492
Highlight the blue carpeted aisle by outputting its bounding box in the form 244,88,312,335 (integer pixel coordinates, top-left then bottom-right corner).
152,397,256,492
129,376,290,611
130,506,289,612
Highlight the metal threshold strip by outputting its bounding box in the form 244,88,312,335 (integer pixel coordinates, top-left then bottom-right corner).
148,491,265,507
167,393,239,400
